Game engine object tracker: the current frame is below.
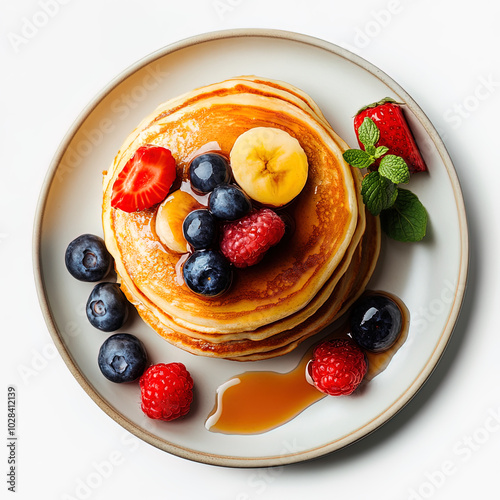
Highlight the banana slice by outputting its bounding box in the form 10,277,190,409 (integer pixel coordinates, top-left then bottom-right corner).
156,190,202,253
230,127,308,206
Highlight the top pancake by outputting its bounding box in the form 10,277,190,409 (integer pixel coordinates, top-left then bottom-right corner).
102,77,359,334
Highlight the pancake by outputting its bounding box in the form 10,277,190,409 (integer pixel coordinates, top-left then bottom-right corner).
116,166,365,345
103,78,359,334
102,76,380,360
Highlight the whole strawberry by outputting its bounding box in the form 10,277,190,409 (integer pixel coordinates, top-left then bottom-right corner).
354,98,427,173
139,362,193,421
220,208,285,268
309,338,367,396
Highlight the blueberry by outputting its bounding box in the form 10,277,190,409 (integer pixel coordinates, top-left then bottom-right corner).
183,209,217,250
86,282,129,332
209,184,252,221
65,234,112,282
189,153,231,193
183,250,232,297
350,294,403,352
98,333,148,383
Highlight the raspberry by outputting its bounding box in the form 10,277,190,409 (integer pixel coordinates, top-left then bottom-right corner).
308,338,367,396
220,208,285,268
139,363,193,421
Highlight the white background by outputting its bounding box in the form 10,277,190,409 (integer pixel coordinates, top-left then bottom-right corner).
2,0,499,499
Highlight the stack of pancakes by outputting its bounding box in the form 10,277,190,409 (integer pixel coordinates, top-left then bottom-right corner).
102,76,380,361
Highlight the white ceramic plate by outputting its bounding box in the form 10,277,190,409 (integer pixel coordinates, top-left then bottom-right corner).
33,29,468,467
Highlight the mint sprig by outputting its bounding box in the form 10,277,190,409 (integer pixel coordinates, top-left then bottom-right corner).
343,117,427,242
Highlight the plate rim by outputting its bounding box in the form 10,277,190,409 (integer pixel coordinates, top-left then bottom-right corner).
32,28,469,467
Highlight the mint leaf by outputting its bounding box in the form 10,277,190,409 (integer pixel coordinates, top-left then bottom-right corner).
379,155,410,184
361,172,398,216
380,188,427,242
343,149,374,169
365,144,376,156
374,145,389,159
358,117,380,147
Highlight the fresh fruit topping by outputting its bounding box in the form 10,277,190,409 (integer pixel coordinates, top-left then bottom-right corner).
343,116,428,242
139,362,193,421
111,145,176,212
209,184,252,221
98,333,148,383
308,338,367,396
220,208,285,268
183,250,232,297
86,282,129,332
350,294,403,352
189,153,231,193
182,209,217,250
354,98,427,174
65,234,112,282
230,127,308,207
156,190,203,253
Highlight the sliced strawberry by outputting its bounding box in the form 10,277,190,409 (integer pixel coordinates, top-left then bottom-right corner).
111,145,177,212
354,98,427,173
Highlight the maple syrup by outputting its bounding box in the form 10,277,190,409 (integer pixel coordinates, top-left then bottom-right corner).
205,291,409,435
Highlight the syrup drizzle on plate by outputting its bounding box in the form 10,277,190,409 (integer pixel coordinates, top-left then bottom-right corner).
205,292,409,435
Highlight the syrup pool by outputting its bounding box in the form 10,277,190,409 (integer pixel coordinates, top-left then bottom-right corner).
205,292,409,435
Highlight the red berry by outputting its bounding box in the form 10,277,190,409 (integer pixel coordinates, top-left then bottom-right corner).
309,338,367,396
354,98,427,173
111,145,177,212
139,363,193,421
220,208,285,268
